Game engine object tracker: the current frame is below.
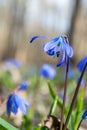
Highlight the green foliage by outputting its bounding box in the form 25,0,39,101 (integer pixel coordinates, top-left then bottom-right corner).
69,112,75,130
0,71,16,90
20,109,34,130
49,97,57,115
47,81,68,115
33,124,42,130
74,87,84,130
0,118,18,130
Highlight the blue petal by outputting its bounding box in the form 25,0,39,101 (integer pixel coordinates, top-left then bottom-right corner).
43,39,60,53
15,94,30,115
52,37,60,42
12,99,18,115
57,50,65,67
30,35,51,43
65,44,73,57
18,81,28,91
77,56,87,72
6,94,14,116
30,36,40,43
46,48,54,55
39,64,56,79
82,110,87,119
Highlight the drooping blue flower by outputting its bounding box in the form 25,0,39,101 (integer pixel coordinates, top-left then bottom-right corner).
18,81,28,91
4,58,22,69
6,93,30,116
82,110,87,120
30,35,73,67
39,64,56,79
77,56,87,72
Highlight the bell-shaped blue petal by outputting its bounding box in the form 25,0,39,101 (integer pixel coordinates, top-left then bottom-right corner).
57,50,65,67
6,94,14,116
12,99,18,115
39,64,56,79
43,37,62,57
82,110,87,119
14,94,30,115
65,44,73,58
77,56,87,72
46,48,55,55
6,93,30,116
18,81,28,91
30,35,51,43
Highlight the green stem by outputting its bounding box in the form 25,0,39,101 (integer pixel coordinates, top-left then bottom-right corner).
64,62,87,130
60,58,69,130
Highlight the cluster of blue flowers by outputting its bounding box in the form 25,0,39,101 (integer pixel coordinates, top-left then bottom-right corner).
4,34,87,130
30,34,87,129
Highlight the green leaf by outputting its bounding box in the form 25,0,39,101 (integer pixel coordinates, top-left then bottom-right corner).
49,97,57,115
74,87,84,130
41,126,48,130
47,82,68,115
33,124,42,130
0,118,19,130
69,112,75,130
47,82,56,99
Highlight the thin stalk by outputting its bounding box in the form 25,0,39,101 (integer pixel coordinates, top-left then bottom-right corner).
77,119,83,130
60,58,69,130
49,96,57,115
64,62,87,130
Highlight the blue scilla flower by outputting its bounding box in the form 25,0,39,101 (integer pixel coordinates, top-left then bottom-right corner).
77,56,87,72
39,64,56,79
82,110,87,120
6,93,30,116
30,35,73,67
4,58,22,69
18,81,28,91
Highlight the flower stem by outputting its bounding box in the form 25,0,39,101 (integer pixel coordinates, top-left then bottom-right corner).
64,62,87,130
77,119,83,130
60,58,69,130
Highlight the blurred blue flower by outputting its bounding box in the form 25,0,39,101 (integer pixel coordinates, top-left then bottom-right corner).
18,81,28,91
58,92,68,102
82,110,87,119
6,93,30,116
77,56,87,72
39,64,56,79
30,35,73,67
4,58,22,69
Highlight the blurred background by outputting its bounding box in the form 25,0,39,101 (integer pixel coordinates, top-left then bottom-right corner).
0,0,87,129
0,0,87,66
